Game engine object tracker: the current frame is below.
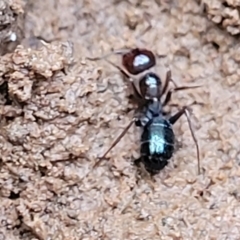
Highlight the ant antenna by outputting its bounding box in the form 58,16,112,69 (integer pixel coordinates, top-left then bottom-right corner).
137,12,152,39
86,48,131,61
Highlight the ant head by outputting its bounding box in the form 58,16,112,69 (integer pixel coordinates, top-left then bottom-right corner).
139,72,162,99
122,48,156,75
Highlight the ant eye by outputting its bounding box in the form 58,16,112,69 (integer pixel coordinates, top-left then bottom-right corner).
122,48,156,75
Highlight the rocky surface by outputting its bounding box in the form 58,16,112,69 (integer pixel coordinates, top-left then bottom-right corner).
201,0,240,35
0,0,25,55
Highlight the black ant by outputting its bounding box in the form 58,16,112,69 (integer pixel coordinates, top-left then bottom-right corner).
87,48,201,174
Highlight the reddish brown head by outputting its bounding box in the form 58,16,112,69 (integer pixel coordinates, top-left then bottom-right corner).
122,48,156,75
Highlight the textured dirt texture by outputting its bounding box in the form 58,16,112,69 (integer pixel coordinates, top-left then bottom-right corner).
1,0,240,239
201,0,240,35
0,0,25,55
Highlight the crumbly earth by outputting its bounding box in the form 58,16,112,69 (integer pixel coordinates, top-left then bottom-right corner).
201,0,240,35
0,0,25,55
1,0,240,239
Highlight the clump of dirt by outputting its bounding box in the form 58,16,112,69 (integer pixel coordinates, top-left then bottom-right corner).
201,0,240,35
0,41,105,239
0,41,74,102
0,0,25,55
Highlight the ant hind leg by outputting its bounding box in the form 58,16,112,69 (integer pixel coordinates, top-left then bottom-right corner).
93,117,137,169
168,106,200,175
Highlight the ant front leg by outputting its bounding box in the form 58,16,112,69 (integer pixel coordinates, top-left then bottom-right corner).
161,70,178,95
162,85,200,107
161,70,201,107
168,106,200,175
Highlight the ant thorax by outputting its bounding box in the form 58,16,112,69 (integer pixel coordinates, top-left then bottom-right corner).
139,72,161,100
135,100,162,127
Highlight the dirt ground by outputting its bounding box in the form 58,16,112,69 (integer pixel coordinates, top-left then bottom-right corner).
1,0,240,239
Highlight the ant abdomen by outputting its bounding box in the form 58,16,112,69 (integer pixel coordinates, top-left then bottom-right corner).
122,48,156,75
141,155,169,174
140,117,175,173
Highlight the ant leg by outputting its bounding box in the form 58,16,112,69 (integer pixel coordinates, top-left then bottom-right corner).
93,118,137,169
161,70,173,95
169,106,200,175
162,110,171,118
103,58,144,104
162,85,200,107
161,70,179,96
133,157,141,166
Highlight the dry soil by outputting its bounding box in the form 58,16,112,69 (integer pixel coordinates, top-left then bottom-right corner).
1,0,240,239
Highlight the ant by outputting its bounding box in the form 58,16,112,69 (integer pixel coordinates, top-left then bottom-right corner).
87,48,201,174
